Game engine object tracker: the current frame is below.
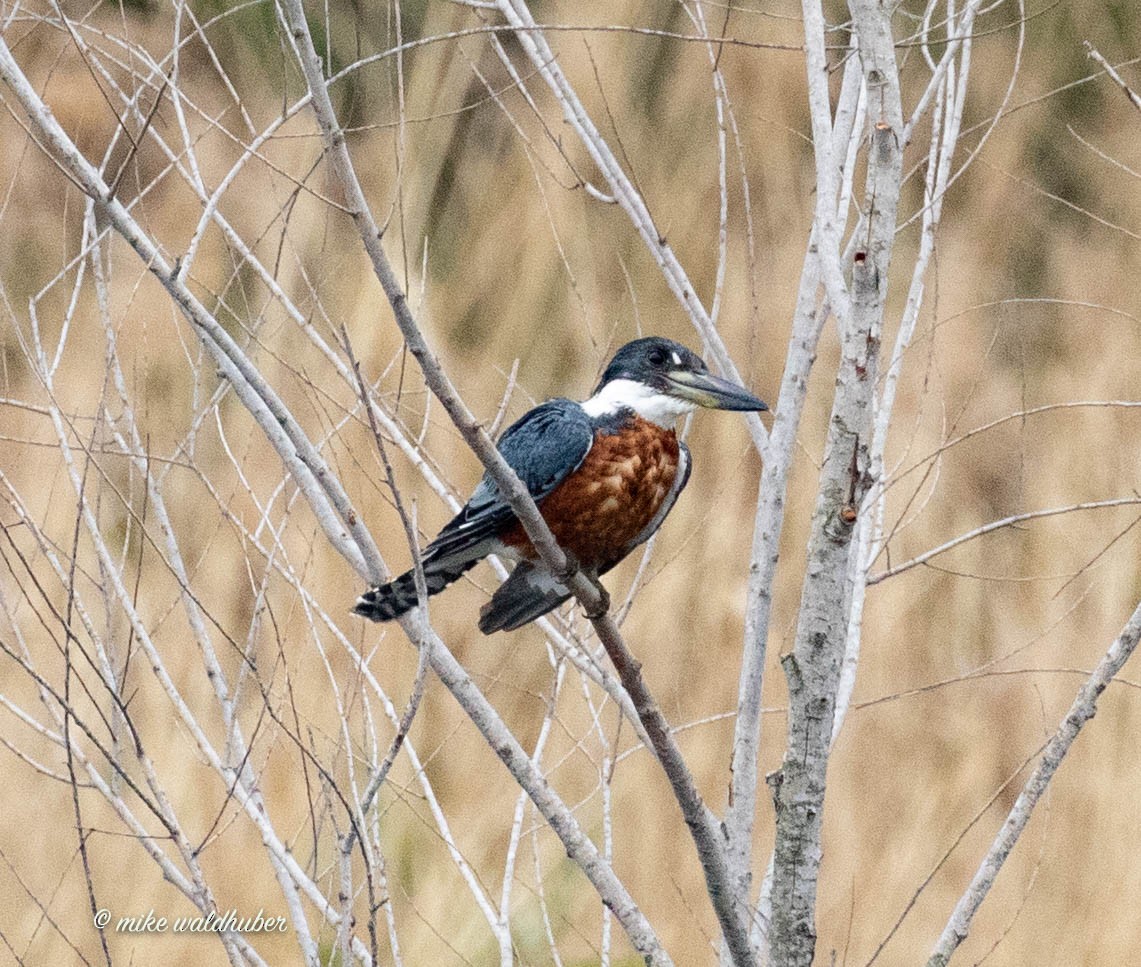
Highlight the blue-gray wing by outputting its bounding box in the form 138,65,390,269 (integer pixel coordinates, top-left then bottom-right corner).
422,399,594,566
478,441,693,634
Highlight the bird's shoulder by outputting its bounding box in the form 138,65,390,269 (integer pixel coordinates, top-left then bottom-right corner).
497,397,592,442
495,398,596,485
428,401,613,555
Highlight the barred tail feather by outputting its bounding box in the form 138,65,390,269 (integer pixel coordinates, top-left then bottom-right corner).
353,559,478,623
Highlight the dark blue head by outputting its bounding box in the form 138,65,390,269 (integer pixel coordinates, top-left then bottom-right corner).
592,337,768,414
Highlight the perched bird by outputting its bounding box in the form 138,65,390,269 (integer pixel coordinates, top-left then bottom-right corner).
354,336,767,634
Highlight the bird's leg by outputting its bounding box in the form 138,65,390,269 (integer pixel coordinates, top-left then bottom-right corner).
583,579,611,620
554,551,611,619
553,549,582,587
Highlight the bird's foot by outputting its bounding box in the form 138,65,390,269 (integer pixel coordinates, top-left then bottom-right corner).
583,577,610,620
554,552,610,619
554,550,582,585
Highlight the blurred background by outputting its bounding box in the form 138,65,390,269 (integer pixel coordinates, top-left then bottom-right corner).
1,0,1140,963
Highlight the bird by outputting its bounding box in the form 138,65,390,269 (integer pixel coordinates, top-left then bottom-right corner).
354,336,768,634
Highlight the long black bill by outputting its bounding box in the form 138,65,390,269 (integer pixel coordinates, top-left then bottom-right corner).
667,370,769,412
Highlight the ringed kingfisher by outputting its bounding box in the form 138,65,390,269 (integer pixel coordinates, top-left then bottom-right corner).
354,336,768,634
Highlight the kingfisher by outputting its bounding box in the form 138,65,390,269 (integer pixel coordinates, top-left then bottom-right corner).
354,336,767,634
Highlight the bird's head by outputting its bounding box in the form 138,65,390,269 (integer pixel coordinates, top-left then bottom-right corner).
583,336,768,427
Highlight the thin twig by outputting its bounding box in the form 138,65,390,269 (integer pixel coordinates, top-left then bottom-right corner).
1084,43,1141,112
868,498,1141,586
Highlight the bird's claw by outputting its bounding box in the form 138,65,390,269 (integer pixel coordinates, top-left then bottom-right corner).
554,550,581,585
583,580,610,620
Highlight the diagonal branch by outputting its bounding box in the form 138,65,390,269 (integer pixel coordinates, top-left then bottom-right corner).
0,25,669,965
1084,43,1141,114
867,498,1141,586
926,596,1141,966
0,34,384,586
488,0,768,457
276,0,754,961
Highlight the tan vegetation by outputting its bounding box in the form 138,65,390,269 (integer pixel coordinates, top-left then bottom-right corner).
0,0,1139,964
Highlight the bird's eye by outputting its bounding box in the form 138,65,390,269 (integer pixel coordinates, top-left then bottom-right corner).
648,348,667,367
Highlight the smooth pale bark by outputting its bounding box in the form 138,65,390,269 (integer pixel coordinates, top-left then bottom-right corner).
768,2,904,963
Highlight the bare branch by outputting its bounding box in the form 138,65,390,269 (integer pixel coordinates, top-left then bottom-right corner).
275,1,690,960
1085,43,1141,113
0,36,385,584
488,0,769,457
927,597,1141,966
276,1,757,960
868,498,1141,586
768,0,904,961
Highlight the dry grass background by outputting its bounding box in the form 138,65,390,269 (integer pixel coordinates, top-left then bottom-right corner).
1,0,1140,964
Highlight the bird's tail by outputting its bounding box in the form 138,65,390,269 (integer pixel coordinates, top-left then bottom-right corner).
353,558,479,623
478,561,572,634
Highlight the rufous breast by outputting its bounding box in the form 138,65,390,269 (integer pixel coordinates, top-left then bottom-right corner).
500,416,680,569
